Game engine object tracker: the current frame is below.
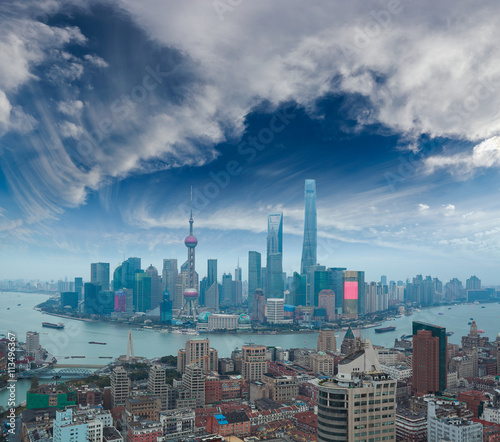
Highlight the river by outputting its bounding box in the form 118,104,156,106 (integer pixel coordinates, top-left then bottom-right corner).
1,291,500,406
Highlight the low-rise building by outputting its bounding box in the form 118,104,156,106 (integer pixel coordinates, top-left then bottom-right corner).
290,411,317,437
207,314,239,330
482,406,500,424
125,394,162,421
159,408,196,439
127,421,162,442
262,373,298,402
206,411,251,437
309,351,335,375
381,364,412,380
427,401,483,441
396,409,427,441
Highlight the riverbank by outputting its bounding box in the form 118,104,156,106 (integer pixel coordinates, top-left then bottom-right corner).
38,310,96,323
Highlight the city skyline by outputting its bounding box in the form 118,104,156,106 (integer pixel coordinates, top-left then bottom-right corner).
1,1,500,284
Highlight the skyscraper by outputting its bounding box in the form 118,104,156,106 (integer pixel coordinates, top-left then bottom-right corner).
74,277,83,300
113,257,141,291
267,213,283,298
207,259,217,289
292,272,307,306
343,270,365,318
111,366,130,408
84,282,101,315
135,271,152,312
221,273,232,306
91,262,110,290
248,251,261,313
300,179,317,275
233,261,242,306
160,289,173,323
145,264,161,309
412,321,447,396
162,259,178,294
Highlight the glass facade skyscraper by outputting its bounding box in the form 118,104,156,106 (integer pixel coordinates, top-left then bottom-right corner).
267,213,283,298
207,259,217,289
248,251,261,312
300,179,317,275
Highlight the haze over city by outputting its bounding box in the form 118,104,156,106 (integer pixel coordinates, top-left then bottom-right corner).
1,0,500,284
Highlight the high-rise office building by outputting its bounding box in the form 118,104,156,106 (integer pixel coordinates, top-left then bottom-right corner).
135,271,152,312
412,321,447,396
251,288,266,323
182,364,206,408
266,298,285,323
204,281,219,310
267,213,283,298
317,339,396,442
221,273,232,306
328,267,346,314
309,266,329,306
177,338,218,374
248,251,261,313
113,257,141,291
160,289,173,323
207,259,217,288
74,277,83,301
26,331,40,357
145,264,161,309
292,272,307,306
162,259,178,295
91,262,110,290
232,262,243,306
241,344,267,381
60,291,78,309
318,289,335,321
114,290,127,313
343,271,365,318
300,179,317,275
111,366,130,408
84,282,101,315
317,329,337,353
98,290,115,315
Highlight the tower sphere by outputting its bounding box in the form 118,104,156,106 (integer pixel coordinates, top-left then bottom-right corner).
183,287,199,299
184,235,198,248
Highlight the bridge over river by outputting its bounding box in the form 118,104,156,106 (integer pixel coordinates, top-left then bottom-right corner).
17,366,102,379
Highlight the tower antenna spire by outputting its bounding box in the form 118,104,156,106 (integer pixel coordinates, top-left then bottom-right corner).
190,186,193,218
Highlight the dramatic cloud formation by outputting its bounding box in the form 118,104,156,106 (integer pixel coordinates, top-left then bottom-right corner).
0,0,499,282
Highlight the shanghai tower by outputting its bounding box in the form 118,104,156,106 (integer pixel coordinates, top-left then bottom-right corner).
300,179,317,274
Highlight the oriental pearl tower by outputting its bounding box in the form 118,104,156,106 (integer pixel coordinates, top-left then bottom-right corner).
179,188,199,321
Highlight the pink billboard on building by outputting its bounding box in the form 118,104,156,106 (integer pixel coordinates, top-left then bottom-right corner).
344,281,358,300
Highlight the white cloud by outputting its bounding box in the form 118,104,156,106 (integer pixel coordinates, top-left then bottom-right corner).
418,203,430,211
57,100,84,116
58,121,84,138
0,90,12,131
425,136,500,176
83,54,109,68
115,0,500,142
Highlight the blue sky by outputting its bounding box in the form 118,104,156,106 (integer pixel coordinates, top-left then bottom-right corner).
1,0,500,285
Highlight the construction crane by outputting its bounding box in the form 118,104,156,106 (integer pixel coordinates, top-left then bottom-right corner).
188,354,210,372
